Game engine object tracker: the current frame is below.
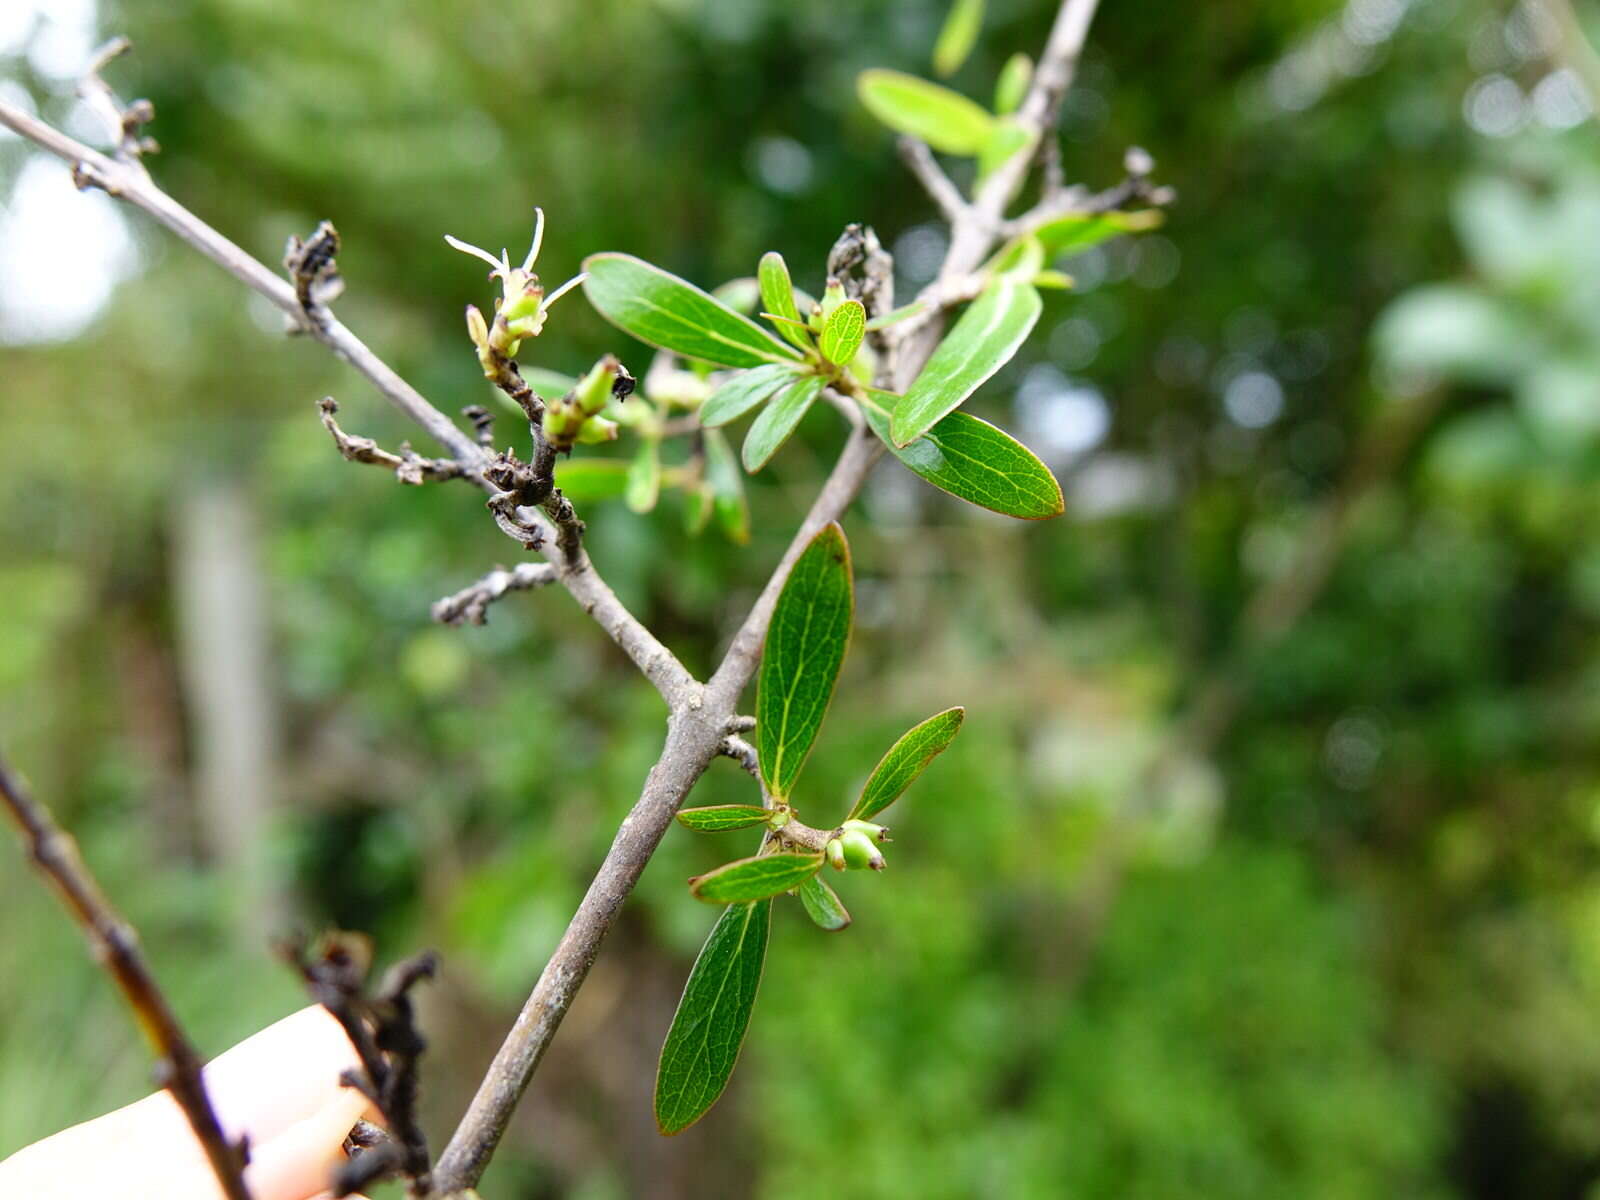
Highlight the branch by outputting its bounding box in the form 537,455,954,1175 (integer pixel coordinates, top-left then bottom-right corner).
897,136,970,226
284,935,437,1198
0,89,695,708
0,752,253,1200
319,398,466,485
436,3,1105,1185
432,562,558,626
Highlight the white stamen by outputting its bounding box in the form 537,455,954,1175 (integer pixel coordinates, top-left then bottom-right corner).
523,208,546,272
444,233,508,275
541,272,587,312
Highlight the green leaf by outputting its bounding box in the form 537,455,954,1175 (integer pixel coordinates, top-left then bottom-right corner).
700,363,800,428
555,459,631,504
856,69,995,156
891,280,1041,447
523,367,579,399
994,52,1032,115
1034,209,1163,258
758,522,853,799
655,900,770,1135
798,875,851,932
690,852,824,902
819,299,865,366
704,429,750,544
864,301,924,332
861,391,1062,519
933,0,984,77
976,116,1031,181
676,805,772,832
626,439,661,513
742,375,826,472
583,253,802,369
712,276,761,314
849,706,966,821
759,252,812,353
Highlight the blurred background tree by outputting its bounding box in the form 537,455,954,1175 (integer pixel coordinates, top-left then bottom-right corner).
4,0,1600,1195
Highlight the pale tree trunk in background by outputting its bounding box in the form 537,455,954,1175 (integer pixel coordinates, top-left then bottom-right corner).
171,479,287,943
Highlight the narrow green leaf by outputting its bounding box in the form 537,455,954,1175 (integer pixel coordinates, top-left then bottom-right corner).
856,69,995,156
583,253,802,369
891,280,1041,447
849,706,966,821
555,459,630,504
861,390,1063,519
759,252,812,352
690,852,824,903
989,234,1045,282
676,805,772,832
976,116,1031,181
933,0,984,77
1034,209,1164,258
655,900,770,1135
700,363,800,428
798,875,851,932
712,277,761,314
819,299,866,366
758,523,853,799
626,439,661,513
704,428,750,544
864,300,924,332
742,375,825,472
994,52,1032,115
685,485,713,535
523,367,579,399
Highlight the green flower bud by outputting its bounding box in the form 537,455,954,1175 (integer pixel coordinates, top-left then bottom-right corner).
841,818,890,843
839,828,885,871
820,276,847,321
574,355,620,417
826,836,847,872
543,398,583,445
575,415,619,444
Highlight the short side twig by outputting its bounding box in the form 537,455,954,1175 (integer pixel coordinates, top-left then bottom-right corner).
432,562,558,626
0,753,252,1200
319,398,465,485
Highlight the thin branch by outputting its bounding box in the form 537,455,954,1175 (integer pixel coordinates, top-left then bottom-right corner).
0,94,695,709
897,136,971,226
432,562,558,626
319,398,466,485
284,934,438,1198
0,752,253,1200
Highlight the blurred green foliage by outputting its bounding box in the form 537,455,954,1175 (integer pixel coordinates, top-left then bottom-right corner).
6,0,1600,1195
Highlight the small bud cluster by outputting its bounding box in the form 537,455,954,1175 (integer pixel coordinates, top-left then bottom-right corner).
544,355,635,451
825,818,890,872
447,209,587,376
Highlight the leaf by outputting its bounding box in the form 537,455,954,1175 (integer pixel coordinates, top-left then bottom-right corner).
583,253,802,369
742,375,826,472
700,363,801,428
712,276,761,314
994,52,1032,115
976,117,1031,181
655,900,770,1135
677,805,773,832
849,707,966,821
758,522,853,799
933,0,984,77
856,69,995,156
864,300,924,332
523,367,579,399
798,875,851,932
626,439,661,513
759,252,812,353
891,280,1041,447
704,429,750,543
819,299,865,366
690,852,824,903
861,391,1062,519
555,459,631,504
1034,209,1163,258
